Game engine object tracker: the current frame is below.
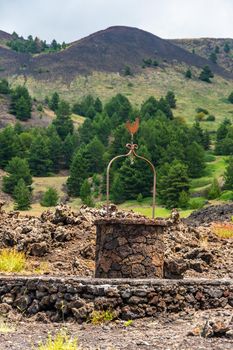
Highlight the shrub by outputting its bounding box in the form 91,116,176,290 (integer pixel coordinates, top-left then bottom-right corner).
137,193,143,203
219,190,233,201
204,153,216,162
212,223,233,238
196,107,209,115
0,249,26,272
228,92,233,104
37,104,43,112
178,190,189,209
195,112,206,121
206,114,215,122
37,330,78,350
208,178,221,199
185,68,192,79
90,310,116,325
188,197,206,209
41,187,59,207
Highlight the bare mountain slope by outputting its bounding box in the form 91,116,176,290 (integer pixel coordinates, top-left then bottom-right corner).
0,26,232,80
171,38,233,73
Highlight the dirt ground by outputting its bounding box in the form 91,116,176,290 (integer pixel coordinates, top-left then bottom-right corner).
0,309,232,350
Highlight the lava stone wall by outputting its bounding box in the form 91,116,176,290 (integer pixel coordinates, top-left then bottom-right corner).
0,277,232,322
95,218,166,278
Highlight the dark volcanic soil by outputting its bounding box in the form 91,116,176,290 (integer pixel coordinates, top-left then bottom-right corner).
1,309,232,350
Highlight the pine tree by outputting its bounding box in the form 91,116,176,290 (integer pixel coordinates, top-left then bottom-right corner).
13,179,31,210
224,42,230,53
79,118,95,144
47,126,63,172
140,96,158,119
67,149,88,196
80,179,93,206
49,92,60,111
185,68,192,79
92,113,111,146
178,190,190,209
228,92,233,104
224,157,233,190
209,52,217,64
41,187,59,207
84,136,105,175
111,173,125,204
15,96,31,120
199,66,214,83
105,93,132,127
52,100,74,140
186,142,205,178
165,91,176,109
3,157,32,194
158,97,173,119
208,178,221,199
94,97,103,113
159,160,190,209
117,145,153,199
123,65,133,76
0,79,10,94
29,135,52,176
0,126,19,168
63,133,78,168
10,85,32,116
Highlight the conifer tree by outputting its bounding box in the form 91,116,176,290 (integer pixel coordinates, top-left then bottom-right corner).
52,100,74,140
165,91,176,109
94,97,103,113
3,157,32,194
13,179,31,210
208,178,221,199
224,157,233,190
49,92,60,111
80,179,94,206
0,79,10,94
47,126,63,172
111,173,125,204
29,135,52,176
41,187,59,207
228,92,233,104
185,68,192,79
159,160,190,208
186,142,205,178
199,66,214,83
67,149,88,196
84,136,105,175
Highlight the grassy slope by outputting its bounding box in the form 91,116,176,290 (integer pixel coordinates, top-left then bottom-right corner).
10,66,233,130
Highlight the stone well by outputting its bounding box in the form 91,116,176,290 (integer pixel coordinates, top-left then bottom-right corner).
95,218,166,278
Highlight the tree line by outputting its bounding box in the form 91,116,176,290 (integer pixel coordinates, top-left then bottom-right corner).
0,89,213,210
7,32,66,54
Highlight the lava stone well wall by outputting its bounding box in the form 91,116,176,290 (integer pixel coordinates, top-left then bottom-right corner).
95,218,166,278
0,277,232,321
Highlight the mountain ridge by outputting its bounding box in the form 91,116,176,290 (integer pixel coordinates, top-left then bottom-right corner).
0,26,232,80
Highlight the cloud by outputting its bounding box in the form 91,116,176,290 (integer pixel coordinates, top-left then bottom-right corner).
0,0,232,42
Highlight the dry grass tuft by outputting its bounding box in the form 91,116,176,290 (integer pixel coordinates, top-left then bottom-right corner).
212,222,233,238
37,330,78,350
0,249,26,272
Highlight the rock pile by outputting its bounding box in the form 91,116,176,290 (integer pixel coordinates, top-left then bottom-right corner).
185,203,233,226
188,311,233,338
0,203,232,279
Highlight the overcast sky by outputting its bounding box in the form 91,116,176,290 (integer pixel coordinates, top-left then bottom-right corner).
0,0,233,42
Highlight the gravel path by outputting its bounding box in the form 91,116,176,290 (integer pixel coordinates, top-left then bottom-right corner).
1,309,232,350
